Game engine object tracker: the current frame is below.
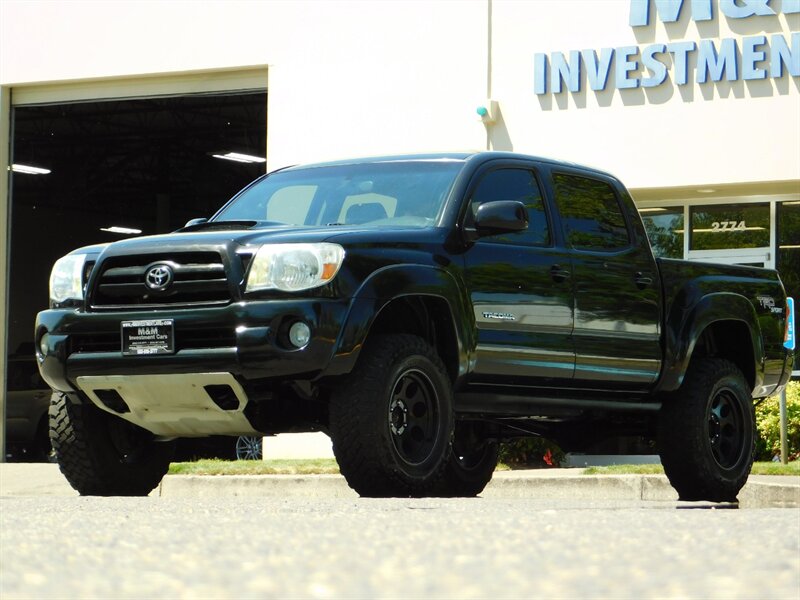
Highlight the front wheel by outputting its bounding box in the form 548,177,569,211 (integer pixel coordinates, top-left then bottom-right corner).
329,335,454,497
50,392,174,496
658,358,755,502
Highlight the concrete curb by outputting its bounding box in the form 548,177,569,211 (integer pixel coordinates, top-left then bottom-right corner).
154,471,800,507
157,473,356,498
2,464,798,507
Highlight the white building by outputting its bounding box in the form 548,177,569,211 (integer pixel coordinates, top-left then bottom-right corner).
1,0,798,454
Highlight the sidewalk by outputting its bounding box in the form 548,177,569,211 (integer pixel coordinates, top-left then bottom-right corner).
2,463,798,507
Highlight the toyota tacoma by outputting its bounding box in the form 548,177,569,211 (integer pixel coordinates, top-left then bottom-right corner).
36,152,795,499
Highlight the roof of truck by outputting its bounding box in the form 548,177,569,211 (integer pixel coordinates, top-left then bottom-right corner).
278,152,617,180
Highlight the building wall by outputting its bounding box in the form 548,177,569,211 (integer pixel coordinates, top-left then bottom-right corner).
490,0,800,189
0,0,490,168
1,1,798,180
2,1,796,244
0,0,798,454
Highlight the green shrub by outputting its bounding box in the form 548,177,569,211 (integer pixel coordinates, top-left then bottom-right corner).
755,381,800,461
498,437,565,467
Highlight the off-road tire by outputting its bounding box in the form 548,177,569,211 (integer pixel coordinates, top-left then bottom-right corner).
329,334,454,497
658,358,755,502
50,392,174,496
435,421,499,497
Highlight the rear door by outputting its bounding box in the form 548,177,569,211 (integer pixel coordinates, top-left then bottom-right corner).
550,170,661,389
463,162,575,386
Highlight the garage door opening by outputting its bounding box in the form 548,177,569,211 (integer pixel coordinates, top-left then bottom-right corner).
5,90,267,459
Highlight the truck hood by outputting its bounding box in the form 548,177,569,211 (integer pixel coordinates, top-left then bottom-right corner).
91,224,444,258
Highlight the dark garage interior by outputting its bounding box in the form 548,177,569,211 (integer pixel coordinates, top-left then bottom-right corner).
5,90,267,458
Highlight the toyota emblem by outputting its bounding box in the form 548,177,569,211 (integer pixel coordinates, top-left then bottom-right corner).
145,264,174,291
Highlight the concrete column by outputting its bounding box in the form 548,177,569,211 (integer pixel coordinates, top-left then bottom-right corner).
0,85,11,462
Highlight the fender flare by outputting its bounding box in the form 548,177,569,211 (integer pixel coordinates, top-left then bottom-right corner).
322,264,473,383
656,292,763,393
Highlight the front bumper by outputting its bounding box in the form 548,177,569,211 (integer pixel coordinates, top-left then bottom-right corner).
36,298,351,393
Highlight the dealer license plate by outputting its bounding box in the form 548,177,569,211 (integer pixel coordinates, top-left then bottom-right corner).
121,319,175,356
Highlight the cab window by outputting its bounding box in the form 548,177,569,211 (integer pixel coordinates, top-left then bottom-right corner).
469,168,550,246
553,173,630,251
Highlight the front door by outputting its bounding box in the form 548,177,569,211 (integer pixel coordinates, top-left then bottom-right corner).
463,165,575,387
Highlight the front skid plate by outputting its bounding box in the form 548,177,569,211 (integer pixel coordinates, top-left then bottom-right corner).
76,373,259,437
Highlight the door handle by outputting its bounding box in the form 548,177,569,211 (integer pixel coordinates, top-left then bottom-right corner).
635,272,653,289
551,264,570,282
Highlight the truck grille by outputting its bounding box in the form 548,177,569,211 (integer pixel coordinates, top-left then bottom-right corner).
90,252,231,309
69,327,236,354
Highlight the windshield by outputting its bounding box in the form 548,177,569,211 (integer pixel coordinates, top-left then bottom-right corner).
213,160,463,228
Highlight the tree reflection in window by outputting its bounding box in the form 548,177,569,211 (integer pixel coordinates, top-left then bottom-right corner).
641,208,684,259
553,174,629,251
690,204,769,251
778,201,800,304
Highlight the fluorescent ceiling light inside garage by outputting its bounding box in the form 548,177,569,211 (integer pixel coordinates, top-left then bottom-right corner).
638,208,667,213
11,163,51,175
100,226,142,235
212,152,266,164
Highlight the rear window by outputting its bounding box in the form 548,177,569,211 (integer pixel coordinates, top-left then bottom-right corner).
553,174,630,251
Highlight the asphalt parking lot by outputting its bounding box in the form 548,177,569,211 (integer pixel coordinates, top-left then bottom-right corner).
1,465,799,599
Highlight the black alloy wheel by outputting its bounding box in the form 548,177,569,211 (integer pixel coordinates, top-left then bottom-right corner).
235,435,263,461
388,369,440,467
329,334,454,497
658,358,755,502
707,388,747,470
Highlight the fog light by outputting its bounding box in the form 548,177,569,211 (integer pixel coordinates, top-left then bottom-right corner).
39,334,49,359
288,322,311,348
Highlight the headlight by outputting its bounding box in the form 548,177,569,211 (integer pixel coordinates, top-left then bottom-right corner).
49,253,88,304
246,243,345,292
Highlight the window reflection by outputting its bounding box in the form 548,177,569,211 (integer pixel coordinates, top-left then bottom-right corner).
553,174,629,251
640,208,683,259
690,204,769,251
778,202,800,303
470,168,551,246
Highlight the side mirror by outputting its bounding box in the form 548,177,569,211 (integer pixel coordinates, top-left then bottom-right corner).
184,217,208,228
474,201,528,237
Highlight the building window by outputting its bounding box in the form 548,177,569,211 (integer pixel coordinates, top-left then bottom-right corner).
689,203,770,251
778,201,800,303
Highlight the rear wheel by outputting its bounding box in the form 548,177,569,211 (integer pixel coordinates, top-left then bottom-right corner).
435,421,498,497
658,358,755,502
329,334,454,497
50,392,174,496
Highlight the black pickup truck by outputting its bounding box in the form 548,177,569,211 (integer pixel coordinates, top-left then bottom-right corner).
36,152,794,500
